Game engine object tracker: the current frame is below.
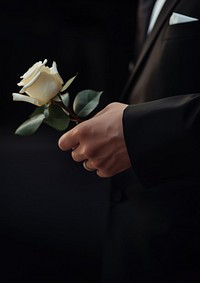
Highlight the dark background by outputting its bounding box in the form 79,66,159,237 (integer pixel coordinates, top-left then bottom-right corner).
0,1,136,282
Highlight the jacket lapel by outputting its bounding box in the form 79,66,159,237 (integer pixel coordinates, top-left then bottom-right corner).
120,0,180,102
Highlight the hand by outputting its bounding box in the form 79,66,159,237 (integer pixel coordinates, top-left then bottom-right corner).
58,102,131,177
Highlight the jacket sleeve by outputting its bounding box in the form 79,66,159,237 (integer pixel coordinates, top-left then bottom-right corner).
123,93,200,188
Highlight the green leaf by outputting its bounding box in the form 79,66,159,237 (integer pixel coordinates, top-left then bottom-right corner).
44,104,70,131
59,92,70,107
60,74,77,92
53,95,62,102
30,106,46,117
73,89,103,117
30,105,50,118
15,114,45,136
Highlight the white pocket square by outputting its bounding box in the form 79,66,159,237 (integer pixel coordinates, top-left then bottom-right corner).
169,12,198,25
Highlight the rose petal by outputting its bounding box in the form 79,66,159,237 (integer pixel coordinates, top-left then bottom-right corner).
19,71,41,91
12,93,43,106
24,72,62,103
50,61,58,74
20,59,47,79
50,61,63,83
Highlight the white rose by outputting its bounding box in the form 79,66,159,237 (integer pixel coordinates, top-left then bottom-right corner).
12,59,64,106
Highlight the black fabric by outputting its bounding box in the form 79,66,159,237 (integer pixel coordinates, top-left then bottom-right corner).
123,94,200,188
102,0,200,282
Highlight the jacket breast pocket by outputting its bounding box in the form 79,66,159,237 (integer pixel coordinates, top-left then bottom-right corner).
162,21,200,41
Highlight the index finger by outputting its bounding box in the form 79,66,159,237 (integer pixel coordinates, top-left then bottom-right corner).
58,127,79,151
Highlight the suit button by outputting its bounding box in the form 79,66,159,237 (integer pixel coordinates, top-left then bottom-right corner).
112,190,123,202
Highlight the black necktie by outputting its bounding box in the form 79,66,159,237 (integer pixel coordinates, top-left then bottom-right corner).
135,0,156,58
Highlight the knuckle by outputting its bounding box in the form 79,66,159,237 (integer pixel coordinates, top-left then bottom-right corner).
96,160,118,177
91,158,104,169
71,145,89,162
71,150,81,162
80,145,88,158
96,170,112,178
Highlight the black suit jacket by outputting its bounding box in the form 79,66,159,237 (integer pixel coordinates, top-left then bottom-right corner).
122,0,200,104
102,1,200,282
